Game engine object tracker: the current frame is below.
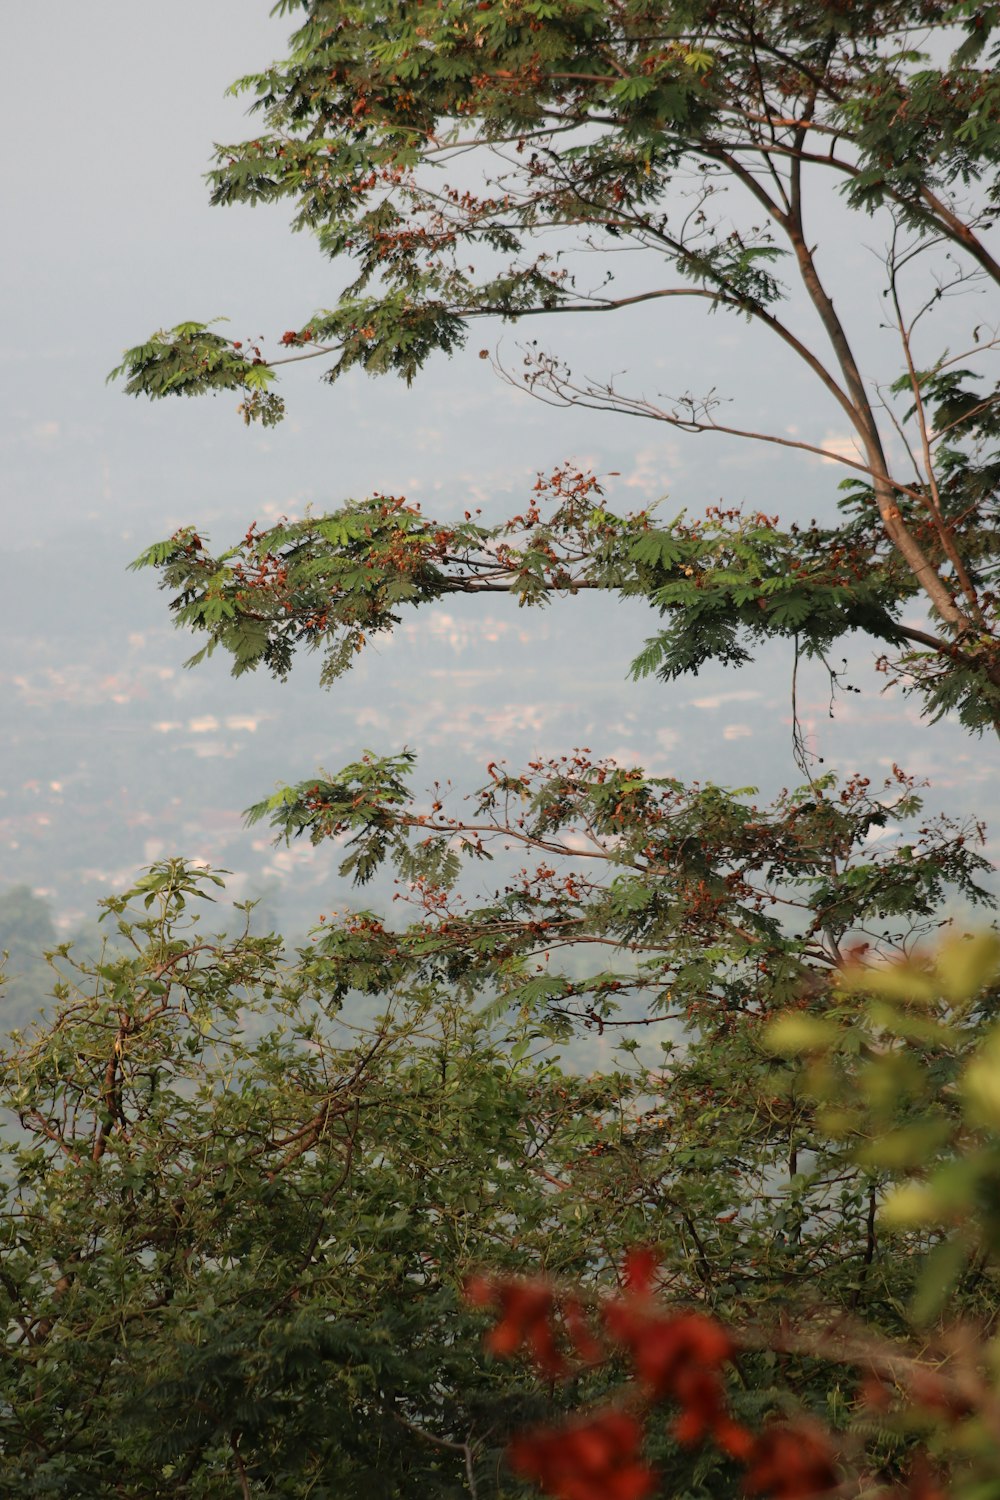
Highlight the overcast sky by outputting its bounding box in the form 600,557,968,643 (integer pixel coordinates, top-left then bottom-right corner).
2,2,996,924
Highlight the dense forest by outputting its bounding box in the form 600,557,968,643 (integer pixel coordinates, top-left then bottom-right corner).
3,2,1000,1496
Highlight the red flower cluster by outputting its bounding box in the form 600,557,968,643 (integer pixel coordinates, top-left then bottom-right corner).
509,1411,656,1500
464,1274,566,1378
603,1300,750,1458
466,1252,978,1500
467,1253,843,1500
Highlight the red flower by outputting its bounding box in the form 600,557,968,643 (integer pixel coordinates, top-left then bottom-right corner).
464,1276,567,1378
603,1305,733,1400
602,1301,742,1454
509,1411,656,1500
711,1415,755,1461
744,1423,839,1499
623,1246,659,1295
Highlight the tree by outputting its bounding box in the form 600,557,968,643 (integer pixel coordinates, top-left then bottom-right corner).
2,809,997,1493
469,934,1000,1500
112,0,1000,731
2,814,998,1493
0,863,643,1496
3,3,999,1496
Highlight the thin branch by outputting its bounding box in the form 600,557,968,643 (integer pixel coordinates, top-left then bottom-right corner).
230,1434,252,1500
887,231,986,626
496,353,939,504
387,1409,483,1498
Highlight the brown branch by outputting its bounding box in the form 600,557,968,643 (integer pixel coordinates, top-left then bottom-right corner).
917,183,1000,286
784,202,969,637
230,1434,252,1500
385,1409,483,1498
499,356,947,511
887,243,986,627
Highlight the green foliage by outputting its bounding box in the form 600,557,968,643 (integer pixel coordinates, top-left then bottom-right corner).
766,935,1000,1323
132,482,1000,730
113,2,1000,412
759,937,1000,1493
36,2,1000,1493
0,866,640,1495
110,322,286,426
193,0,999,385
111,0,1000,734
229,745,997,1341
3,830,996,1490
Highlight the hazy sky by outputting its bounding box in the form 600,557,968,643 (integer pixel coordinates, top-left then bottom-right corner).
2,2,996,924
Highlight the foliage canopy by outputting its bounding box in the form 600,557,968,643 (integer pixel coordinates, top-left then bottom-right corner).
5,2,1000,1496
113,0,1000,729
